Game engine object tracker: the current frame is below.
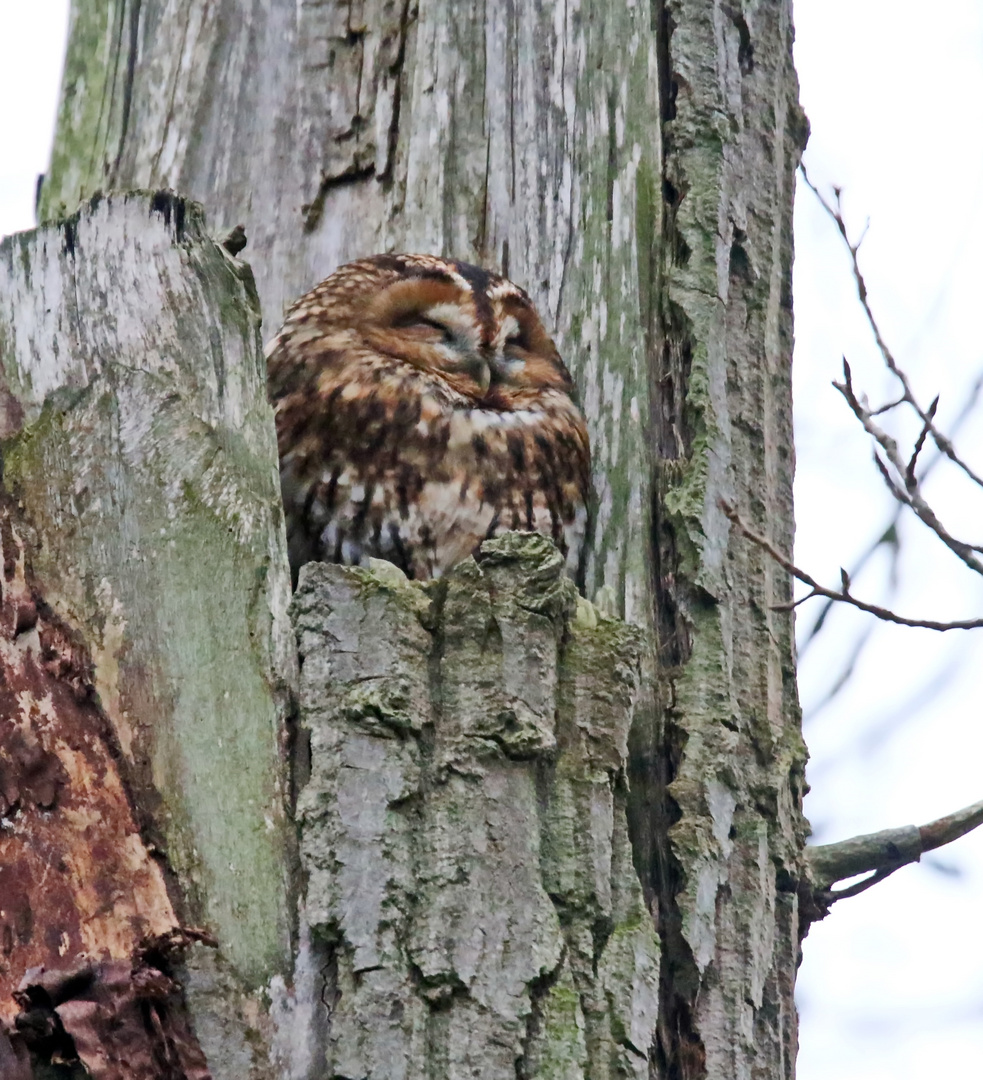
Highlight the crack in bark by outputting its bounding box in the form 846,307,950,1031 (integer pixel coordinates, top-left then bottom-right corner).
721,3,754,75
379,0,413,184
644,1,706,1077
302,165,377,232
88,0,129,186
111,0,143,185
513,944,567,1080
605,89,618,226
149,190,188,240
151,2,196,183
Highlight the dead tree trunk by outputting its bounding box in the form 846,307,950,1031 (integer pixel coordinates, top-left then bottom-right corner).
2,1,808,1077
0,193,297,1076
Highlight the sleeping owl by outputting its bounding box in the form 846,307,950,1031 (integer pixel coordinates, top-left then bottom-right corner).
266,254,590,583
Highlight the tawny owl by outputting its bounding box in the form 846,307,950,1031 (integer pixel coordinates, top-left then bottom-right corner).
266,254,590,583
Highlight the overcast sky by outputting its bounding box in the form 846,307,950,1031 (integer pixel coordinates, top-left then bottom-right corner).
794,2,983,1077
2,2,982,1077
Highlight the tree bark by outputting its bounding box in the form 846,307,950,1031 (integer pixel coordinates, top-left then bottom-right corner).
282,536,659,1079
0,192,296,1076
15,1,809,1076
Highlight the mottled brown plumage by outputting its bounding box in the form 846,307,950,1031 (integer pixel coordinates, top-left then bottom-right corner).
266,254,590,582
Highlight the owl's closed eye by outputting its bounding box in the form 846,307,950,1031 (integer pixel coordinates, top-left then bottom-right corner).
266,253,590,584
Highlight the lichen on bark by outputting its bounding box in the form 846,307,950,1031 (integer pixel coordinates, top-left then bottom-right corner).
0,191,296,1076
285,533,659,1079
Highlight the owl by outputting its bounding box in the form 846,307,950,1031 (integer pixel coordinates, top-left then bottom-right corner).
266,254,590,584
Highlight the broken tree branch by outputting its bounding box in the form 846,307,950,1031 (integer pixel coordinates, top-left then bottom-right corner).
807,797,983,904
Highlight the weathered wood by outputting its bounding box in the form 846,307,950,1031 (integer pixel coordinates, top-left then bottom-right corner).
40,0,658,613
279,535,658,1079
38,2,809,1076
647,3,809,1074
0,192,296,1076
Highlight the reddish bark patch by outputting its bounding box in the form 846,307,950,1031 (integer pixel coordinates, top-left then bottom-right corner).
8,929,215,1080
0,495,178,1037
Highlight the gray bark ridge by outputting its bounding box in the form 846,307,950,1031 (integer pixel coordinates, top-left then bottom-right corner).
284,533,659,1080
0,191,297,1072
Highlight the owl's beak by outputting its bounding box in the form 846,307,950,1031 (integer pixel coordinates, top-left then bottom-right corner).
451,352,491,394
487,353,524,387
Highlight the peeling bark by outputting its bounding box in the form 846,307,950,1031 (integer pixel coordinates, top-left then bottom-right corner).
0,493,174,1021
0,192,296,1077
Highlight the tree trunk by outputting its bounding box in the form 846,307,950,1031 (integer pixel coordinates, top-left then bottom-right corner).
0,192,297,1076
6,1,808,1076
285,538,659,1079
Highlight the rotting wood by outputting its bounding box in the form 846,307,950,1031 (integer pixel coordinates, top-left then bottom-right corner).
0,191,296,1079
0,492,175,1020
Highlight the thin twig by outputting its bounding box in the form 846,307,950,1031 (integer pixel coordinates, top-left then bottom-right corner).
798,524,899,655
870,394,906,416
835,359,983,574
799,371,983,657
905,397,937,488
720,499,983,631
801,163,983,491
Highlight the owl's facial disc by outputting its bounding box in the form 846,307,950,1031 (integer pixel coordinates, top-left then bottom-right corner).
487,305,573,395
363,277,491,397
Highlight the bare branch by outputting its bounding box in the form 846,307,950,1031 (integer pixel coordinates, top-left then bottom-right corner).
720,498,983,631
798,523,899,654
801,164,983,492
870,394,906,416
919,798,983,851
800,372,983,655
807,797,983,903
796,373,983,722
905,397,937,488
834,359,983,575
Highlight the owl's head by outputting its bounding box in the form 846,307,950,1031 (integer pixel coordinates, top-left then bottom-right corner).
279,254,575,407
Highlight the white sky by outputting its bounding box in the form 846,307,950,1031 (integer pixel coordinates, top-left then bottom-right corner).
1,2,981,1076
794,1,983,1077
0,3,68,236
